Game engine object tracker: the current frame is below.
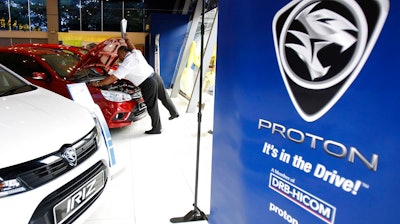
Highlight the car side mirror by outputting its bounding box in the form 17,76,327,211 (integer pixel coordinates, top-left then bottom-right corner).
32,72,47,80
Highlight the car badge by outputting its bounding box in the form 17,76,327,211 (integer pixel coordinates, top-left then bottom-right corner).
273,0,389,122
61,146,78,167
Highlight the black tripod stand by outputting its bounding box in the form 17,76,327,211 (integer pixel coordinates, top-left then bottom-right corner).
170,0,209,222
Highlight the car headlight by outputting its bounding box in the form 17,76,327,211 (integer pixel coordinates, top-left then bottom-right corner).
0,177,27,198
101,90,132,102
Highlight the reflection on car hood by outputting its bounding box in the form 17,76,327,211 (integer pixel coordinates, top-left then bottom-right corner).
69,38,126,78
0,87,95,168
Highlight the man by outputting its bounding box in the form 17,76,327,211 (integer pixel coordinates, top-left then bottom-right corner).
123,35,179,120
90,38,161,134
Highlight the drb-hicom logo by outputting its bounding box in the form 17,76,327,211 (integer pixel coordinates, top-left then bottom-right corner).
273,0,389,122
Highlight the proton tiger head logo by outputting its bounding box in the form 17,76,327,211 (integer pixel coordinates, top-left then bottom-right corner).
61,145,78,167
273,0,389,122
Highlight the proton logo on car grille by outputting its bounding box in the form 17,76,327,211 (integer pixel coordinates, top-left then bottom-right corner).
61,145,78,167
273,0,389,122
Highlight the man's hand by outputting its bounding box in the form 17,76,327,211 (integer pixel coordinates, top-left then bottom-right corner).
89,81,100,87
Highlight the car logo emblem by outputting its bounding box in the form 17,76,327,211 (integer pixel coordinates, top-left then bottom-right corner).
61,145,78,167
273,0,389,122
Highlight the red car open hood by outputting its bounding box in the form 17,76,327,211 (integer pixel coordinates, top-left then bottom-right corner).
68,38,126,78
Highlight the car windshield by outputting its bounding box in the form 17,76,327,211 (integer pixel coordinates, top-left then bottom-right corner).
0,66,36,97
40,53,80,78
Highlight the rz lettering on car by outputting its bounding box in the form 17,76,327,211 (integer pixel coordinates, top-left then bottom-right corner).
66,178,98,213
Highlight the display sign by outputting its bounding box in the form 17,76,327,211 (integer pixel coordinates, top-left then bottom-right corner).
67,83,116,167
210,0,399,223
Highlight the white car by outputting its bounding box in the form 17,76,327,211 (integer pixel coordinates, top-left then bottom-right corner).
0,63,113,224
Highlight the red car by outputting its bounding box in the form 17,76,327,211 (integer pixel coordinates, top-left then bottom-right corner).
13,43,89,58
0,38,147,128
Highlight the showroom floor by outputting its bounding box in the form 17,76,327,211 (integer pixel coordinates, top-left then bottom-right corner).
83,92,214,224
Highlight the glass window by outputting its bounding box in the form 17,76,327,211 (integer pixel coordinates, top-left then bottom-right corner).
60,0,145,32
103,1,122,31
0,0,28,31
30,0,47,31
10,0,28,30
125,1,144,32
0,0,47,31
81,0,100,31
0,2,10,30
178,7,218,99
59,0,80,31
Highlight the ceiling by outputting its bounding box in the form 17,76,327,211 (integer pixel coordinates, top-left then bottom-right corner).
144,0,218,17
144,0,194,15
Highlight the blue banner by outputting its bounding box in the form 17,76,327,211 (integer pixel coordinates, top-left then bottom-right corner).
210,0,399,223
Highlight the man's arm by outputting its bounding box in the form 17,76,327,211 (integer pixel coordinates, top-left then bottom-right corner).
89,74,118,87
124,34,136,51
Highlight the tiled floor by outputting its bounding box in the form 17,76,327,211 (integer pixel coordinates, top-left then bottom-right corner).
83,92,214,224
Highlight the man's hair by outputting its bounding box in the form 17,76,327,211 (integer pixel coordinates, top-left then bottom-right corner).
118,46,130,53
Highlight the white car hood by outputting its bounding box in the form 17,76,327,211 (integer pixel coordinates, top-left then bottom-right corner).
0,88,95,168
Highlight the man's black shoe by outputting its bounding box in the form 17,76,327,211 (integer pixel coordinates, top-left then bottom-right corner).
145,129,161,134
169,114,179,120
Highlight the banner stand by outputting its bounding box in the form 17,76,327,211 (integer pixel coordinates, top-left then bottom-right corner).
170,0,208,222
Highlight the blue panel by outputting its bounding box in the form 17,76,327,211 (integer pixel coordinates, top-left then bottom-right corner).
210,0,399,224
149,13,189,87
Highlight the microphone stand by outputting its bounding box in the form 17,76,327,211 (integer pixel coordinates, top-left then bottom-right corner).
170,0,208,222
